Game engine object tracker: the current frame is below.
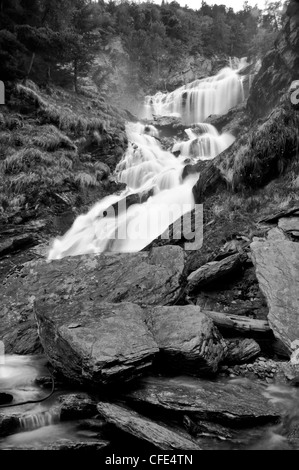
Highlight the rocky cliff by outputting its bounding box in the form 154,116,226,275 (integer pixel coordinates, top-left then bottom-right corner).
247,0,299,118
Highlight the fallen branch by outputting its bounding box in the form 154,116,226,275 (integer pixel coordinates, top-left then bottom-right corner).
203,310,271,335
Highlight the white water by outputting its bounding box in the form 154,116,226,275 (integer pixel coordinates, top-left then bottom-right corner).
172,123,235,161
142,59,248,125
48,63,248,260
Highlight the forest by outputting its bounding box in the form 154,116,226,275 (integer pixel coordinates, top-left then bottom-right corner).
1,0,286,92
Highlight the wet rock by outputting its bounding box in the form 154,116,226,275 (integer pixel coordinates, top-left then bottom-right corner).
187,253,244,293
146,306,226,374
97,402,200,450
224,338,261,365
251,240,299,354
204,103,249,137
35,302,159,385
124,376,279,425
59,394,98,421
182,162,206,180
0,393,13,405
147,116,185,138
0,414,19,438
0,245,184,354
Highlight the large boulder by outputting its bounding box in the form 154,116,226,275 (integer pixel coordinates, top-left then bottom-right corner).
35,301,158,385
187,253,244,293
251,240,299,354
146,306,226,374
124,376,279,425
97,402,200,450
0,246,184,354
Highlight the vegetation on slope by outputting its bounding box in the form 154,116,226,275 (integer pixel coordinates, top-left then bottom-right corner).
0,80,127,224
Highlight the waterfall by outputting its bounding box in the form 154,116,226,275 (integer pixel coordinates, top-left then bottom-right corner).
172,124,235,161
19,409,61,432
142,62,246,125
48,62,249,260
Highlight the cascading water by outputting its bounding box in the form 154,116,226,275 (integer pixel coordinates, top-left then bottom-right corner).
48,123,199,258
19,409,61,432
172,124,235,161
142,59,248,125
48,62,250,260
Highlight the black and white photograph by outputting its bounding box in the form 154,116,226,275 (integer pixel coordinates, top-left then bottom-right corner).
0,0,299,456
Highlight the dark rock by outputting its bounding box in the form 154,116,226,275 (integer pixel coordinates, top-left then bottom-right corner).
147,116,185,138
146,306,226,374
0,234,36,258
204,103,249,137
59,394,98,421
35,302,158,385
182,161,207,180
145,205,203,251
247,1,299,117
124,376,280,425
251,240,299,354
0,414,19,438
103,193,141,217
76,418,107,433
187,253,244,293
97,402,200,450
259,205,299,224
0,245,184,354
224,338,261,365
0,393,13,405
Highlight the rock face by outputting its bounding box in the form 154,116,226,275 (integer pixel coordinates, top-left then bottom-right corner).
187,253,244,293
35,301,158,385
124,376,279,425
247,0,299,117
278,217,299,233
0,246,184,354
59,394,98,421
146,306,226,374
224,338,261,365
97,402,200,450
251,240,299,353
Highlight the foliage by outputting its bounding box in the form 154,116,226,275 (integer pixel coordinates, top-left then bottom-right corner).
0,0,287,92
218,96,299,190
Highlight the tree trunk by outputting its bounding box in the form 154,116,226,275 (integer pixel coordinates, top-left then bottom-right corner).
27,52,36,79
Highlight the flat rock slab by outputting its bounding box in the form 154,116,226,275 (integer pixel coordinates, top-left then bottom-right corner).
146,306,226,374
187,253,243,293
124,376,279,425
97,402,200,450
0,246,184,354
278,217,299,232
251,240,299,353
35,302,158,385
